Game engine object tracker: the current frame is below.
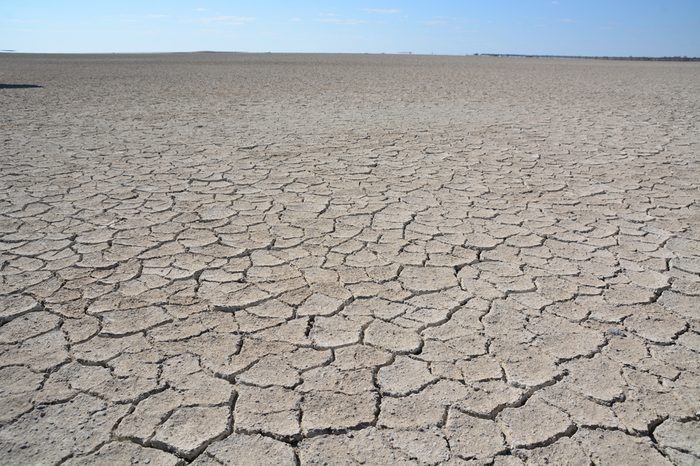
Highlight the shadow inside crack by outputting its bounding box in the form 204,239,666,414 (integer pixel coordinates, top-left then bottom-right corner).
0,83,42,89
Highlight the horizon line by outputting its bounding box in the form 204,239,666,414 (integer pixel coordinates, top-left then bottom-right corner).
1,50,699,61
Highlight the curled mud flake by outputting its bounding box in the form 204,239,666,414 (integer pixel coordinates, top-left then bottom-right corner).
151,406,231,460
445,408,507,459
496,398,575,449
203,433,296,465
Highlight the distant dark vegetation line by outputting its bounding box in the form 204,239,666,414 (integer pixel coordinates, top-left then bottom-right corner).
0,84,42,89
475,53,700,62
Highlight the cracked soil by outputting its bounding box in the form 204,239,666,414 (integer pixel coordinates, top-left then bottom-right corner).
0,53,699,465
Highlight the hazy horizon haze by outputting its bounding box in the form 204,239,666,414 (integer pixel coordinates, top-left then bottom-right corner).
2,0,699,57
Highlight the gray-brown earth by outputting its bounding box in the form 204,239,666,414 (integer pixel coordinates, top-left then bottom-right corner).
0,53,699,465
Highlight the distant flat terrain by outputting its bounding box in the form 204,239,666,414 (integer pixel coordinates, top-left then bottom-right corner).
1,53,699,465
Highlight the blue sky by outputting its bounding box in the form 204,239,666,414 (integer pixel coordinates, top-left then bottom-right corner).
1,1,698,56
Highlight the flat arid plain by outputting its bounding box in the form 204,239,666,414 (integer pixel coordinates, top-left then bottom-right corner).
1,53,699,465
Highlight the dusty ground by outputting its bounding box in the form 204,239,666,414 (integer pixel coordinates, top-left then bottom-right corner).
0,53,699,465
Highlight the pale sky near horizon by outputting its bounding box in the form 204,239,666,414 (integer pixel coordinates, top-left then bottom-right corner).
1,0,699,56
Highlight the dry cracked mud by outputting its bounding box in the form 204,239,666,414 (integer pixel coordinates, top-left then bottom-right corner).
0,53,699,465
